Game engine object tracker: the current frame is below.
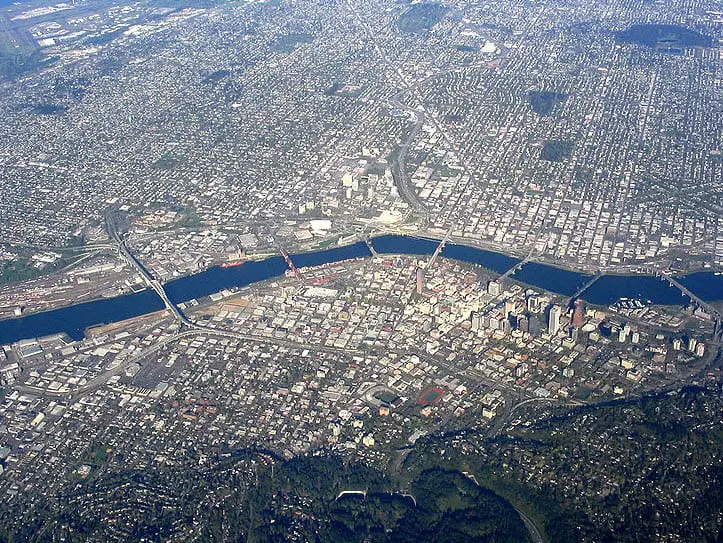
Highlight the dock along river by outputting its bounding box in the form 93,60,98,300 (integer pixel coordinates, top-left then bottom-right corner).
1,235,720,344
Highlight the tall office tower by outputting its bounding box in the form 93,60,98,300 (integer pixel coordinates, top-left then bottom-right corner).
548,304,561,336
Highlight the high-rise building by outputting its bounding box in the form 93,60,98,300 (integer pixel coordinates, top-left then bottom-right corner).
416,268,424,295
548,304,561,336
572,299,585,328
471,311,481,331
501,317,511,334
529,315,542,336
695,343,705,357
488,280,501,296
619,323,631,343
518,315,529,333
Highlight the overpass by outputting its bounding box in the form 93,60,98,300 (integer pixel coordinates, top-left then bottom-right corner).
497,242,540,283
569,272,603,301
106,214,192,327
117,242,192,327
664,275,720,319
336,490,367,500
364,237,379,257
426,225,454,270
664,274,722,340
280,247,303,282
387,97,428,218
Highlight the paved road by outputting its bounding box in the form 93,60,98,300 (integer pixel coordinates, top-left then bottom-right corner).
666,275,721,321
516,507,545,543
22,324,365,401
107,214,192,326
388,96,428,215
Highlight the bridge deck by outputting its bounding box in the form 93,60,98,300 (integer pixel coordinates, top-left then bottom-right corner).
570,273,603,300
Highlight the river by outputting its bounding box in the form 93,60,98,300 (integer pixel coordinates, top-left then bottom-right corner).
1,235,720,344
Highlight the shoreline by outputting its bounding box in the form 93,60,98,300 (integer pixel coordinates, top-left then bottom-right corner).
1,234,721,344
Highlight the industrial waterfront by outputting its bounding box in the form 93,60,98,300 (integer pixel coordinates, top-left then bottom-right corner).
1,235,720,345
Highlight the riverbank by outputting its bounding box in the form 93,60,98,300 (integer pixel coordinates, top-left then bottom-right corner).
1,234,721,345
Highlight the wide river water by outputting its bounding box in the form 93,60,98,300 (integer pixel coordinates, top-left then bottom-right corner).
1,235,720,344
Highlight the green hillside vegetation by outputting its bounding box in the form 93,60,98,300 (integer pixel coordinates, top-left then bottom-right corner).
0,453,530,542
0,252,78,287
403,385,723,543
